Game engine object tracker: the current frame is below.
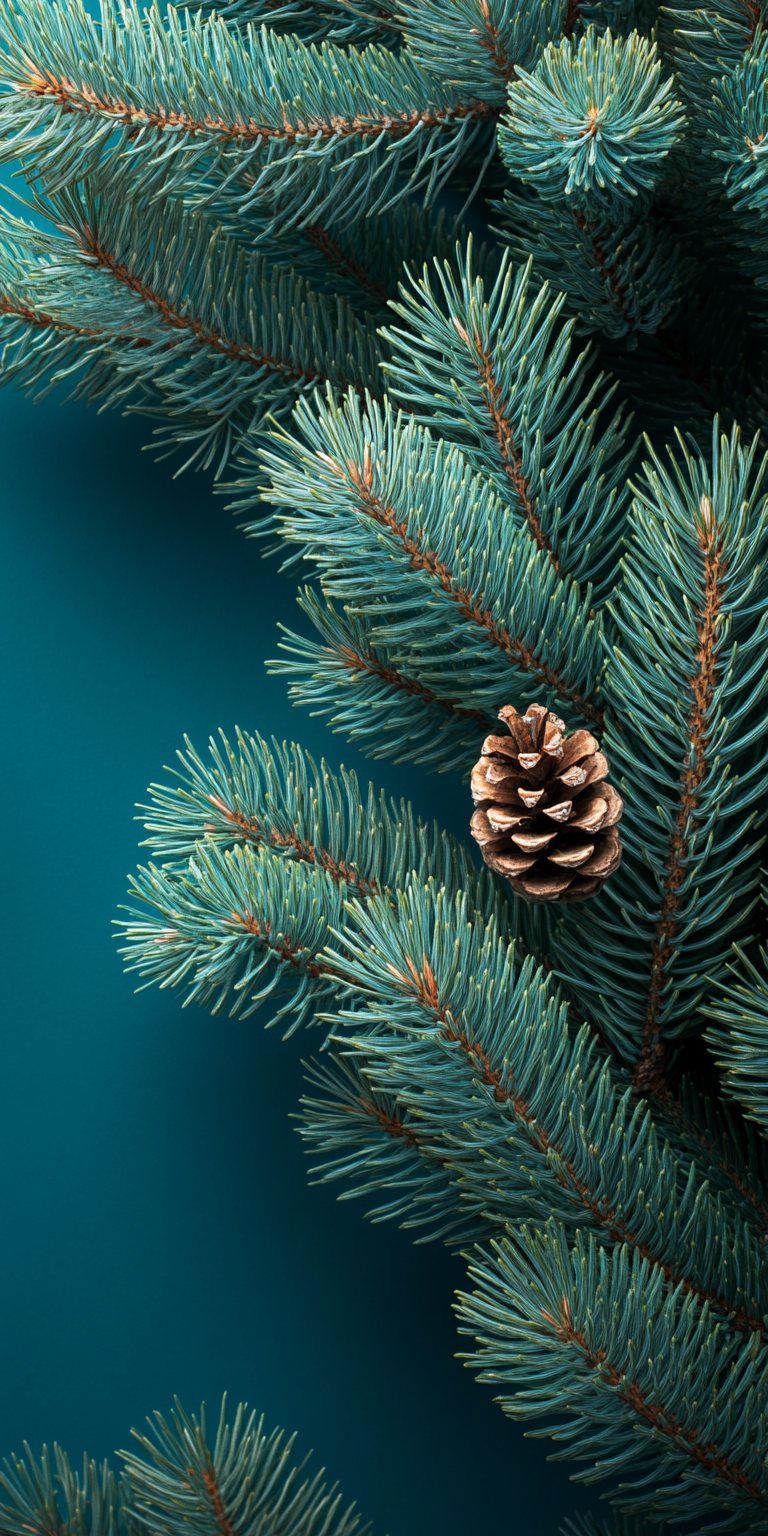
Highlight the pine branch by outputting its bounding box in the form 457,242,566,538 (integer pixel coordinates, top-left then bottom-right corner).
225,201,497,323
315,877,768,1345
459,1222,768,1529
707,37,768,257
270,590,489,774
0,1,500,233
123,1399,370,1536
299,1052,480,1242
253,389,608,746
552,423,768,1088
0,1446,119,1536
398,0,565,102
119,842,344,1031
493,190,686,341
0,187,380,471
659,0,762,85
118,735,503,1029
0,1397,373,1536
195,0,401,46
382,242,633,594
705,939,768,1136
659,1072,768,1228
136,727,490,896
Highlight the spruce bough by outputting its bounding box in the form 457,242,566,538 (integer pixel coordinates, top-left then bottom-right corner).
3,0,768,1528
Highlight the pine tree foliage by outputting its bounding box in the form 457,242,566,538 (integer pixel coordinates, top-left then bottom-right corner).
498,29,686,206
459,1224,768,1530
118,731,504,1027
494,188,686,339
256,389,608,746
379,245,633,596
556,423,768,1086
270,589,490,771
706,932,768,1135
5,0,768,1527
0,176,382,472
0,1399,372,1536
313,879,768,1342
0,1,497,228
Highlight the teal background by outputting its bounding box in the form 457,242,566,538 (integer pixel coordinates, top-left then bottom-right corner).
0,389,600,1533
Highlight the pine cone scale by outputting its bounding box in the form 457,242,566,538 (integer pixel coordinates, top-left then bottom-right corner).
470,703,623,903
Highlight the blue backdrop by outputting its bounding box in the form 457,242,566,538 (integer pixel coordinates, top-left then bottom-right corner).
0,388,600,1534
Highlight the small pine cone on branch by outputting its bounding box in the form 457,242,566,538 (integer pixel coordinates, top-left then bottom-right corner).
470,703,623,902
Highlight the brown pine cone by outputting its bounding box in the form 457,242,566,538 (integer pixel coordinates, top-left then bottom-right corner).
470,703,622,902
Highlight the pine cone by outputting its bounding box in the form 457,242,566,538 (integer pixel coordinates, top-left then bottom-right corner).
470,703,622,902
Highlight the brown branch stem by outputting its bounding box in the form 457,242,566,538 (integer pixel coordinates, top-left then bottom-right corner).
335,639,488,723
468,329,559,569
206,795,380,897
229,910,332,979
82,224,326,383
303,224,391,305
573,211,635,328
357,1096,422,1148
633,497,725,1100
202,1470,238,1536
24,67,499,142
662,1095,768,1234
471,0,513,79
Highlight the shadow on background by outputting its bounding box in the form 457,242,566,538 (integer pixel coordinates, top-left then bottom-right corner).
0,390,600,1535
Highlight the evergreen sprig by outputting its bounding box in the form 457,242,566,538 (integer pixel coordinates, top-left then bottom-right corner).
118,732,503,1028
0,0,498,230
0,181,380,473
380,244,632,594
556,423,768,1089
706,936,768,1134
460,1223,768,1530
0,1400,372,1536
255,389,607,742
312,877,768,1342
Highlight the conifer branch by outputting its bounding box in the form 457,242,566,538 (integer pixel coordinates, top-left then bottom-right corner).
661,1080,768,1231
81,223,328,387
337,452,603,722
382,248,633,597
0,291,105,341
302,223,391,306
0,190,380,469
123,1398,372,1536
554,424,768,1072
549,1308,760,1500
270,593,487,773
467,324,558,563
299,1054,478,1240
321,881,768,1346
705,940,768,1134
0,2,500,230
460,1225,768,1527
256,390,609,745
19,61,500,143
119,736,504,1026
634,496,727,1098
